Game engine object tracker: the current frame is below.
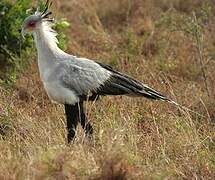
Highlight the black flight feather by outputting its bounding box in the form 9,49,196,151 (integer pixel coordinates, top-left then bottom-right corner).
96,62,168,101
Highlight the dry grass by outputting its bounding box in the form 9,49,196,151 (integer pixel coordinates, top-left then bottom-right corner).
0,0,215,179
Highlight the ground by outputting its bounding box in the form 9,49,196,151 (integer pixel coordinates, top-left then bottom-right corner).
0,0,215,179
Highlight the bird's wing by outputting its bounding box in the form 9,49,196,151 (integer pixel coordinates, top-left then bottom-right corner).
58,58,111,97
95,61,169,100
59,57,168,101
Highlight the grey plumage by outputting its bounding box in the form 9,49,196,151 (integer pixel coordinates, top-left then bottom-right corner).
47,55,168,102
58,57,111,96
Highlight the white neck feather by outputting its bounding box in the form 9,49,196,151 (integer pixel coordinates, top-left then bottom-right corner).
33,21,68,79
33,21,66,57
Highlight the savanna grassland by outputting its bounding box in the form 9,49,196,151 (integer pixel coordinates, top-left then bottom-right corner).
0,0,215,179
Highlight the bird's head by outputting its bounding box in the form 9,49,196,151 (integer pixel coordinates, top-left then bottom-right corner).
21,0,53,38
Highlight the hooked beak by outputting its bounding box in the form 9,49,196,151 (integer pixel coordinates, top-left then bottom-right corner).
21,27,26,39
21,28,26,39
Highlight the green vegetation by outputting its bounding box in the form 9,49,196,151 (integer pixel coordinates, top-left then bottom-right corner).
0,0,32,84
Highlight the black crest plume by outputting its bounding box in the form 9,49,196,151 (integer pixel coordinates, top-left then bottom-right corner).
41,0,53,20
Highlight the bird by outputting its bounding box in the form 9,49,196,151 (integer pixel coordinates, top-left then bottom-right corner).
21,0,174,143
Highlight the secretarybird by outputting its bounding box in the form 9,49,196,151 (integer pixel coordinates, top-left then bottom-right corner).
21,1,175,143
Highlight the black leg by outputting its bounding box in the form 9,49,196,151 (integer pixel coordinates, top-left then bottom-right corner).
64,103,79,143
79,102,93,137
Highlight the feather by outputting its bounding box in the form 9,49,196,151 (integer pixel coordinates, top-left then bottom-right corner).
95,62,168,101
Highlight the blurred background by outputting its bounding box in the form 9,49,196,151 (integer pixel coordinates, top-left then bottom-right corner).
0,0,214,179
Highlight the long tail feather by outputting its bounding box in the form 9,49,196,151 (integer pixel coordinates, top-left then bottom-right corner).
139,85,168,100
97,62,206,117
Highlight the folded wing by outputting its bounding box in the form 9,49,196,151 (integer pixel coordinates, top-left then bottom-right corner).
59,58,169,101
96,62,169,101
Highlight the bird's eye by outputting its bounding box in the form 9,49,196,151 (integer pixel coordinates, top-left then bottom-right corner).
28,21,36,27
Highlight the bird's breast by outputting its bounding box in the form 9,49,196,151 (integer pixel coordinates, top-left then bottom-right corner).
43,81,79,105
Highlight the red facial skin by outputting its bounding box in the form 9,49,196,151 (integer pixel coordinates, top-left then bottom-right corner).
27,21,36,29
